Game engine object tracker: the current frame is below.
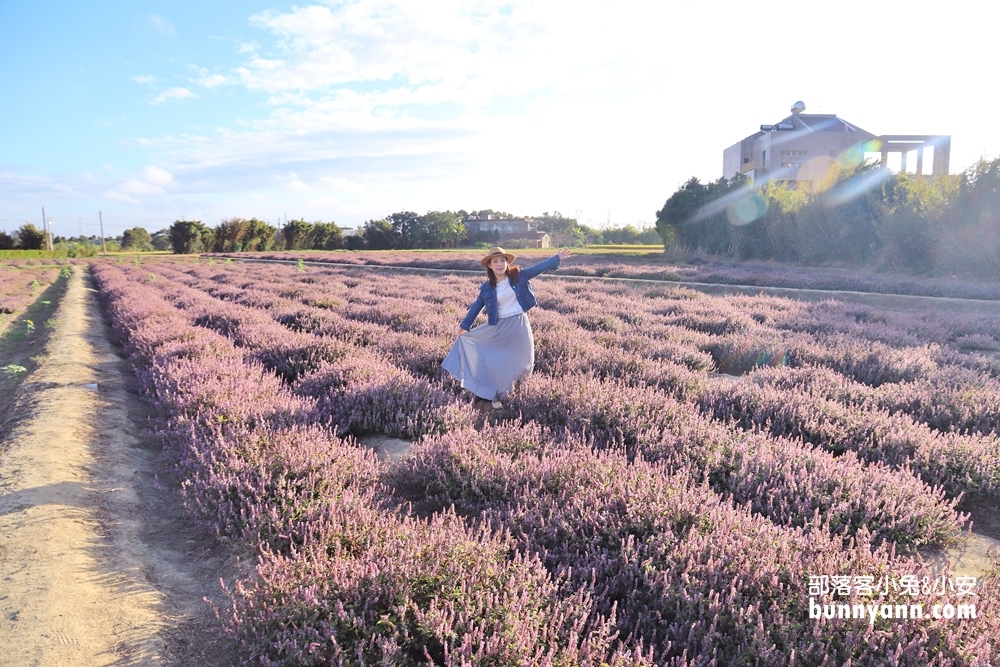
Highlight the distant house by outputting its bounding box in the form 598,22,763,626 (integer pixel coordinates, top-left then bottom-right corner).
463,214,551,248
723,101,951,189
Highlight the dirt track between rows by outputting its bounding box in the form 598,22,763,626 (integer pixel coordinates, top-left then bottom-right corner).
0,267,237,667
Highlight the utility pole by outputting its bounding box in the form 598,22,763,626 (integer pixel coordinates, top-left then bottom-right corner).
42,207,53,251
99,210,108,255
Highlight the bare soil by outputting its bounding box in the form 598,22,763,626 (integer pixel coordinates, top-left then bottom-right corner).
925,496,1000,579
360,433,414,462
0,266,240,667
0,277,66,438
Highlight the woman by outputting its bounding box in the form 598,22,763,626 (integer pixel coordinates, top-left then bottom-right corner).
442,246,571,408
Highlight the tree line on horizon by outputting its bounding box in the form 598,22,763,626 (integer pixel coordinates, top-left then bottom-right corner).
164,210,661,254
655,155,1000,278
0,224,166,256
0,211,657,256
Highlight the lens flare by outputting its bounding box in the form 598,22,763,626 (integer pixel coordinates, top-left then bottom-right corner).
861,138,883,153
825,166,893,206
727,193,767,226
689,183,756,225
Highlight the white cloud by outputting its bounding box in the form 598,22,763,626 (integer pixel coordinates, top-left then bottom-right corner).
143,165,174,187
101,166,176,203
233,1,572,99
189,66,230,89
194,73,230,88
149,14,176,36
119,179,165,196
151,87,197,105
280,172,311,191
88,1,1000,229
318,176,368,194
131,74,156,85
103,189,138,204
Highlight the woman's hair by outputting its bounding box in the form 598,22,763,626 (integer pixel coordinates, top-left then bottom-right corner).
487,265,520,287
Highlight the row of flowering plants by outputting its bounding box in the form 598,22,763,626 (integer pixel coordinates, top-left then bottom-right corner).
144,260,999,525
0,263,62,319
93,256,1000,665
208,249,1000,300
92,262,645,665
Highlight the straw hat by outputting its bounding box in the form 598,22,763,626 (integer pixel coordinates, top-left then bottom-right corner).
480,246,515,268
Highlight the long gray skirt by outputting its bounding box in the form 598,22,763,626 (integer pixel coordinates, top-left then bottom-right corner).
442,313,534,401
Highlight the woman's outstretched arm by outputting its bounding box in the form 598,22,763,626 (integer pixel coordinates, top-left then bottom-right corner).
519,248,572,281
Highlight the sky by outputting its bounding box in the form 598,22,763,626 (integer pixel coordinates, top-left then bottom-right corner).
2,0,998,238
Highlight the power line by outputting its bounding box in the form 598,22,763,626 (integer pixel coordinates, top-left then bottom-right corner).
0,218,169,232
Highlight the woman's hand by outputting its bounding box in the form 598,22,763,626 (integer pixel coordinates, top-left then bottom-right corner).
458,328,468,336
557,248,572,261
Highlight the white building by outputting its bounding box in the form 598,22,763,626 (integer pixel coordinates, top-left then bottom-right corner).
723,101,950,189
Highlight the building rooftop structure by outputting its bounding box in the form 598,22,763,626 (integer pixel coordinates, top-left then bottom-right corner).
723,101,950,189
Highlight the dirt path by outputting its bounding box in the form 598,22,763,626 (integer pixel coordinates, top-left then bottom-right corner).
0,267,238,667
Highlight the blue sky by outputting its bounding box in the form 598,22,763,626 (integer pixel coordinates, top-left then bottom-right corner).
2,1,998,237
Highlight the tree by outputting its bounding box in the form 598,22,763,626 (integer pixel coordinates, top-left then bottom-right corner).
213,218,251,252
940,157,1000,275
419,211,465,248
657,177,710,249
637,228,663,244
598,224,662,245
282,219,314,250
0,231,14,250
150,229,172,251
310,222,344,250
121,227,153,252
361,218,396,249
244,218,278,252
468,208,514,220
17,223,46,250
533,212,578,236
651,152,1000,275
169,220,214,254
862,172,954,273
533,212,592,247
655,176,747,253
69,241,100,257
211,217,277,252
386,211,421,248
757,181,807,262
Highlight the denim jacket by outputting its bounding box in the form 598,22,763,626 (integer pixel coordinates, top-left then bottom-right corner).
459,253,562,330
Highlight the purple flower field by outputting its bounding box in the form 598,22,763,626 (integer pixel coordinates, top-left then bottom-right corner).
0,263,61,320
214,249,1000,301
90,256,1000,666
